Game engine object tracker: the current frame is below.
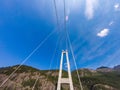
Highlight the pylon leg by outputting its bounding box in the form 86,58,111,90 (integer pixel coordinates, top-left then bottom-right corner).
57,50,74,90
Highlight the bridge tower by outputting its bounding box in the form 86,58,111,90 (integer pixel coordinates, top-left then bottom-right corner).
57,50,74,90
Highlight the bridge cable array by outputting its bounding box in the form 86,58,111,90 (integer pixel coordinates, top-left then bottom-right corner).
0,0,84,89
63,0,83,89
0,26,59,88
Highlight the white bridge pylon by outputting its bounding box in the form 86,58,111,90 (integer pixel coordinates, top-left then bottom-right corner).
57,50,74,90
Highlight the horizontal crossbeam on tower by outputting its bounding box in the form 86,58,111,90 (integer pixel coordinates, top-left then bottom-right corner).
57,50,74,90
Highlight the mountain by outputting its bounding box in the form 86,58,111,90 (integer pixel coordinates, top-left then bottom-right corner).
96,66,113,72
114,65,120,71
0,65,120,90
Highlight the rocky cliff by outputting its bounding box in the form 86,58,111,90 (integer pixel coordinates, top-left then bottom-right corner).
0,65,120,90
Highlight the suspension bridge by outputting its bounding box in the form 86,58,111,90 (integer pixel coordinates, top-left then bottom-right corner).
0,0,83,90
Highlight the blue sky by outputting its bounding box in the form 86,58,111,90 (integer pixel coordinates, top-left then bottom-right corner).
0,0,120,70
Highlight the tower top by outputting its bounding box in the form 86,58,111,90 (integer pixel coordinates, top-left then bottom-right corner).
62,50,68,53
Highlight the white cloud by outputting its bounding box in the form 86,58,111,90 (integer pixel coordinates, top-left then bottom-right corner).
85,0,98,20
97,28,109,37
114,3,120,10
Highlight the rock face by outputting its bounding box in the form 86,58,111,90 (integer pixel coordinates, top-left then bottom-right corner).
92,84,118,90
96,66,113,72
0,65,120,90
0,65,55,90
96,65,120,72
114,65,120,71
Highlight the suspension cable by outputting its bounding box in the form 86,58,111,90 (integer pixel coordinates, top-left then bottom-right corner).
32,0,62,89
0,29,57,88
53,31,65,86
66,31,83,90
32,75,39,90
47,33,61,73
31,26,64,90
63,0,83,89
63,0,68,49
53,0,60,30
40,33,61,90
